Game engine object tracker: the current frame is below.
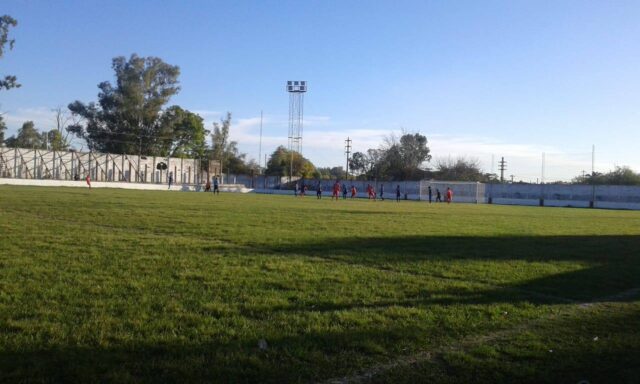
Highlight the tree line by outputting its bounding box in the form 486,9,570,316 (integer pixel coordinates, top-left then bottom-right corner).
571,166,640,186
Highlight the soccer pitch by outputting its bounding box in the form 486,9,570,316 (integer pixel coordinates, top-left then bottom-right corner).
1,186,639,383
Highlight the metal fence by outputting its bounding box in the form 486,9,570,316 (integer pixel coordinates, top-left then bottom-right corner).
0,147,215,185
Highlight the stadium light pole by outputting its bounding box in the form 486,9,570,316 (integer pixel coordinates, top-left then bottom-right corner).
286,81,307,182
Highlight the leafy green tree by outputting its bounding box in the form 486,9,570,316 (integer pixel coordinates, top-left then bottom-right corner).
5,121,41,148
316,166,345,179
349,149,384,179
43,129,69,151
265,145,315,178
0,15,20,91
68,54,181,154
573,166,640,186
207,112,247,173
210,112,232,170
157,106,208,158
380,132,431,180
0,115,6,143
348,152,367,176
434,157,493,182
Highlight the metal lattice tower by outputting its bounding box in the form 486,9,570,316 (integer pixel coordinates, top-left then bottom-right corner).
287,81,307,155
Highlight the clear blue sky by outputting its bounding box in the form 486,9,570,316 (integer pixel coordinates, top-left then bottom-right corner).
2,0,639,181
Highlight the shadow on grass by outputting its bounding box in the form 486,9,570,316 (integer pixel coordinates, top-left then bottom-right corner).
2,235,639,383
2,307,639,383
369,306,640,384
264,235,640,305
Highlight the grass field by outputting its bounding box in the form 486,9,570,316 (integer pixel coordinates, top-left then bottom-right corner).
1,185,639,383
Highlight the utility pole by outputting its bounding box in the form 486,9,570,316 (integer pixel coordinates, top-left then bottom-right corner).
510,174,515,183
499,157,507,183
258,110,263,174
344,137,352,180
541,152,546,184
591,144,596,208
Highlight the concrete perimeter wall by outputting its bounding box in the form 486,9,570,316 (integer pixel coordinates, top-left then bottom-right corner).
2,174,640,210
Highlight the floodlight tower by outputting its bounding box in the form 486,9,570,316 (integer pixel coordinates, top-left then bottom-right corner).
286,81,307,181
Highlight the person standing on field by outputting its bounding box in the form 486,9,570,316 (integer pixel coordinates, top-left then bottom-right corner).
294,181,299,197
316,182,322,199
213,176,220,195
86,174,91,190
332,180,341,200
396,185,401,202
428,185,433,203
379,183,385,201
168,172,173,189
351,185,357,198
446,187,453,204
436,189,442,202
342,183,348,200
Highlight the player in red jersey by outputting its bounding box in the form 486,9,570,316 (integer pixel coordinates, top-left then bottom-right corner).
332,180,341,200
367,184,376,200
446,187,453,204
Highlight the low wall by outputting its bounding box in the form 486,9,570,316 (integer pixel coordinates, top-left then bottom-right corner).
2,178,639,210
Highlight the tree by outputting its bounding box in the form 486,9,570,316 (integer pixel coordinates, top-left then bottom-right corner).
0,114,6,143
348,152,367,176
210,112,232,172
157,106,208,158
45,107,76,151
208,112,250,174
351,132,431,180
349,149,384,179
68,54,181,154
1,15,20,91
380,132,432,180
265,146,315,178
572,166,640,186
5,121,42,148
433,157,497,182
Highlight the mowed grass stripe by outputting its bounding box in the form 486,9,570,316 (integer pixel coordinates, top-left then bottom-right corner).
1,185,639,383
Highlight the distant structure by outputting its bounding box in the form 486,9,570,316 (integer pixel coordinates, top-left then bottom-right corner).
344,137,352,180
286,81,307,180
499,157,507,183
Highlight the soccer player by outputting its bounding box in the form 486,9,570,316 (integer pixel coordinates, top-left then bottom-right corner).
332,180,341,200
168,172,173,189
294,182,299,197
396,185,401,202
446,187,453,204
428,185,432,203
213,176,219,195
436,189,442,202
316,182,322,199
205,179,211,192
351,185,357,198
300,182,306,197
86,174,91,190
379,183,384,201
342,183,348,199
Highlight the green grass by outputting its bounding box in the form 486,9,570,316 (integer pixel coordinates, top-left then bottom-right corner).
1,185,639,383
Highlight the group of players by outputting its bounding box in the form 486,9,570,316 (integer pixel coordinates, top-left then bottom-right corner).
294,180,454,203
